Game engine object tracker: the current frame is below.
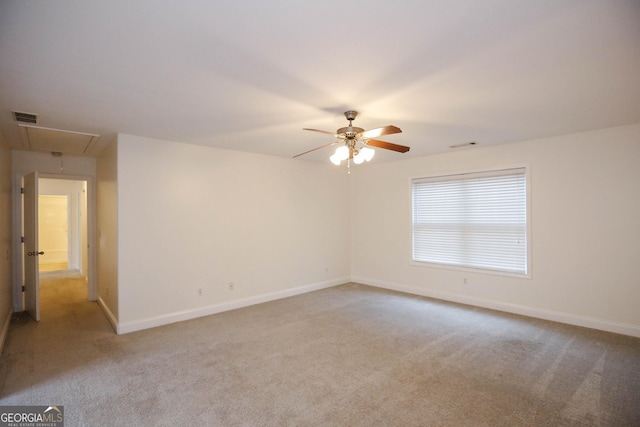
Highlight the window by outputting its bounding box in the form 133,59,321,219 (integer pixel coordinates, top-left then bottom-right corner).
412,167,528,275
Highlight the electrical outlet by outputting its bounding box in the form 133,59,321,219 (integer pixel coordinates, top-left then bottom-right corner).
463,278,468,285
198,288,203,296
228,282,235,291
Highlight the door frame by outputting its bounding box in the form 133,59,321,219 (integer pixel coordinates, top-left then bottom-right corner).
39,182,83,272
23,172,40,320
12,172,97,311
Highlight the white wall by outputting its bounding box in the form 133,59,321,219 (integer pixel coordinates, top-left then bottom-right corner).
12,150,96,177
351,124,640,337
0,133,12,350
115,134,351,332
39,178,86,270
38,195,69,264
96,137,119,326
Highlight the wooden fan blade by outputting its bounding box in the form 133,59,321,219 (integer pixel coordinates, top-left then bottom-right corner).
303,128,338,137
293,142,337,158
359,125,402,139
366,139,410,153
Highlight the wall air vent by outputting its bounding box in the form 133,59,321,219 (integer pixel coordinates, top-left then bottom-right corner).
12,111,39,124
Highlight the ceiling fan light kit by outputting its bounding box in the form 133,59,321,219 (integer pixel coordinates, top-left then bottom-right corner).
296,111,410,173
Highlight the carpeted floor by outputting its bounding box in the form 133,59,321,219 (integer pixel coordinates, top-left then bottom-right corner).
1,275,639,426
39,261,68,273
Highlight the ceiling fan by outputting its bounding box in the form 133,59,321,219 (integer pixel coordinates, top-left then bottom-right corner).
294,111,410,170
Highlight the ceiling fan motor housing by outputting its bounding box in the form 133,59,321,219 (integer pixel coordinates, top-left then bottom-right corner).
340,111,362,138
337,126,364,138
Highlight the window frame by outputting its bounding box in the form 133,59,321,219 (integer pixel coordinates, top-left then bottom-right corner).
410,164,531,278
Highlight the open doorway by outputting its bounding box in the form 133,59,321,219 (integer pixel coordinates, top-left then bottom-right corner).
37,178,89,312
38,179,88,276
20,173,94,321
39,194,70,272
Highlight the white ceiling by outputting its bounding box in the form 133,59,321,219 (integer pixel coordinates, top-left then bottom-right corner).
1,0,639,162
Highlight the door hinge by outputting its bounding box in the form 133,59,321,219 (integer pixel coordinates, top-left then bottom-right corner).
21,236,24,243
22,286,25,292
20,187,24,194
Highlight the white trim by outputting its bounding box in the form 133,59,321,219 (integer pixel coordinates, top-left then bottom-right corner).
409,260,531,279
116,277,348,335
11,170,25,312
353,276,640,338
12,171,97,311
0,309,12,353
409,163,531,183
97,296,118,333
17,123,100,138
409,163,532,279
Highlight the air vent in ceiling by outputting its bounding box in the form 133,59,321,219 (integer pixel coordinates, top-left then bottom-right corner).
12,111,39,124
449,141,477,149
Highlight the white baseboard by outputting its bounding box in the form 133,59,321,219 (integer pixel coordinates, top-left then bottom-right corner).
353,276,640,338
116,277,348,335
0,308,12,353
97,296,118,333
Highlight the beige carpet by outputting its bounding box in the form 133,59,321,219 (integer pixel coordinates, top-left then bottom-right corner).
38,262,68,273
1,275,639,426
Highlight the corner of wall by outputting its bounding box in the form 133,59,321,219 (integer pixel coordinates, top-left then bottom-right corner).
96,135,119,323
0,132,13,352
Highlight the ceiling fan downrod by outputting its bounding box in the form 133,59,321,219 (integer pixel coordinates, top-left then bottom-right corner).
344,110,358,125
337,111,364,137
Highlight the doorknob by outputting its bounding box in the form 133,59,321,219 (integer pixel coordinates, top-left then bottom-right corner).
27,251,45,256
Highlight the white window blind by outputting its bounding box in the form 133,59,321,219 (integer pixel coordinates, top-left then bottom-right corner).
412,167,527,275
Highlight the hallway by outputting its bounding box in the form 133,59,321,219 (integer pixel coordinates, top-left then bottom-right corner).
0,271,114,399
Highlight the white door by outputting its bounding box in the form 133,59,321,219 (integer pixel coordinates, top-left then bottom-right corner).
24,172,41,321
